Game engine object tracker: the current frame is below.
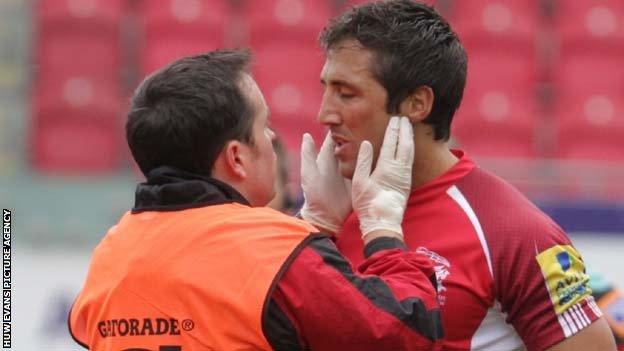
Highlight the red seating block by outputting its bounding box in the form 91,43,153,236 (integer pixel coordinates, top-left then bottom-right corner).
554,0,624,55
252,44,326,152
553,56,624,161
37,0,124,24
32,100,122,172
36,0,124,78
241,0,333,46
32,0,125,172
449,0,539,51
32,70,122,173
138,0,227,75
552,1,624,161
452,48,538,158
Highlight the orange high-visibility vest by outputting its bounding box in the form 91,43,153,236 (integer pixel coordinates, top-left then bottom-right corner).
69,203,316,350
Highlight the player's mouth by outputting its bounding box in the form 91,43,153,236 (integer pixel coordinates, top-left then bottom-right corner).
332,135,350,158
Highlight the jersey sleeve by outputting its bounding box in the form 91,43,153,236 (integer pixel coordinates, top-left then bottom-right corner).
494,216,603,351
264,236,443,351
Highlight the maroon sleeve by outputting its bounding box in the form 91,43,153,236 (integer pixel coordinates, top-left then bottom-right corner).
497,220,602,351
456,168,604,351
263,236,443,351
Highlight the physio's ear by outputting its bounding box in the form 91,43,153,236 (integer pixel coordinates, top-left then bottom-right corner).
216,140,248,179
399,86,434,123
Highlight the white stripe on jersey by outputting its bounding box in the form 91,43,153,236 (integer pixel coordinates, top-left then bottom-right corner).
559,300,598,338
563,310,578,334
569,306,585,329
587,296,603,317
447,185,493,277
470,303,526,350
574,303,591,326
557,313,573,337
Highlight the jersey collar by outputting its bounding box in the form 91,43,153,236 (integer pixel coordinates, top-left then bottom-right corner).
408,149,476,205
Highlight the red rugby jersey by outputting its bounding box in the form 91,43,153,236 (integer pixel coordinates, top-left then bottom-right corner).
337,150,603,351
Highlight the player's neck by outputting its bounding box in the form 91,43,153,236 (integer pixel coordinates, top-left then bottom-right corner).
411,133,458,189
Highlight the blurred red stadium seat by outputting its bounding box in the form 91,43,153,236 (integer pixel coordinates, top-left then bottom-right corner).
552,0,624,161
138,0,227,76
452,47,539,158
37,0,124,23
553,0,624,54
251,43,326,189
448,0,539,50
240,0,331,149
32,72,122,173
553,56,624,161
34,72,121,111
238,0,334,189
32,101,122,173
36,0,124,79
252,45,325,151
241,0,333,46
446,0,541,158
33,0,125,173
36,36,121,81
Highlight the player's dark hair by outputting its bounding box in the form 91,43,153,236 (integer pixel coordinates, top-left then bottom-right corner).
320,0,467,140
126,50,255,176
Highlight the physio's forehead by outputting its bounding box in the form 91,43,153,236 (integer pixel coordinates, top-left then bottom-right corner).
239,73,268,113
239,73,259,94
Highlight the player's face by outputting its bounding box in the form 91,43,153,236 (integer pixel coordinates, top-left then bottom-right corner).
319,40,391,179
240,74,277,206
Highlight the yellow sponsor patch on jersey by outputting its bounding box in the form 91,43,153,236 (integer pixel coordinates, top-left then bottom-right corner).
536,245,591,314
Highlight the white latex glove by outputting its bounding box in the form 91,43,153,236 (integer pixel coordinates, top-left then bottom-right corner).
300,132,352,235
351,116,414,238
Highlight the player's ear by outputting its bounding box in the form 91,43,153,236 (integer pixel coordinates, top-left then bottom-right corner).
214,140,249,180
399,86,434,124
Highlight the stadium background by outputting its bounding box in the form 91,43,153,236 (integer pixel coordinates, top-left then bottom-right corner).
0,0,622,349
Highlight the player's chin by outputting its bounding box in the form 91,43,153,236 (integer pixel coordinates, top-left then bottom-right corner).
338,161,356,180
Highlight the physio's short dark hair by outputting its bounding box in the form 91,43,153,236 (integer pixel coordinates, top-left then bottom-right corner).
126,50,255,176
320,0,467,141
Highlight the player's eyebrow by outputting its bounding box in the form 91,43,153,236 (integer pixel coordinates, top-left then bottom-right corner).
320,78,358,90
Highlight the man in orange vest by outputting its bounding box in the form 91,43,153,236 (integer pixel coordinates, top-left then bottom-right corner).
68,50,443,350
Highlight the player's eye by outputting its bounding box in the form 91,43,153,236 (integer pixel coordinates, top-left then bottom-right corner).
339,91,355,99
